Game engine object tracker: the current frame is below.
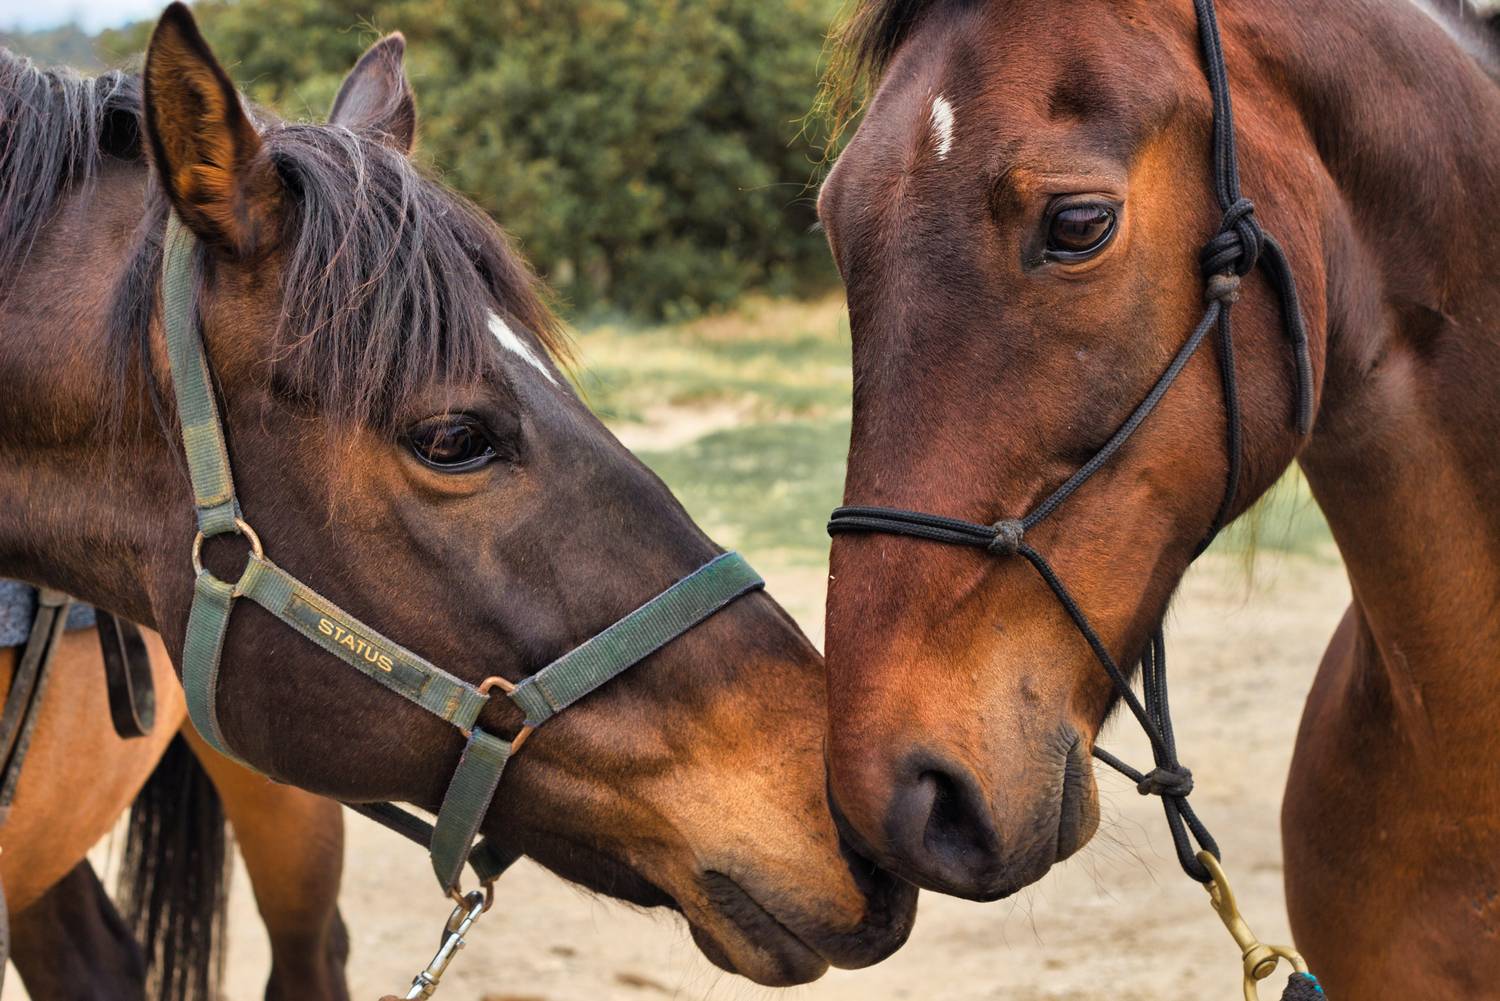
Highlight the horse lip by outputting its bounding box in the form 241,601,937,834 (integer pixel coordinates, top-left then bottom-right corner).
1055,732,1095,861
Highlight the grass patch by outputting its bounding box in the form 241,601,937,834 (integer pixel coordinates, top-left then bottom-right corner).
636,420,850,565
571,296,852,424
571,294,1333,568
1216,469,1333,559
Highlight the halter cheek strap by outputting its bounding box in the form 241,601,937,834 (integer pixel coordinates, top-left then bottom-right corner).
161,213,765,894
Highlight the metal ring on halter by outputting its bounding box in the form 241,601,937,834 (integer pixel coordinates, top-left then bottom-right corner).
478,675,517,695
190,518,264,577
475,676,536,751
1196,851,1308,1001
448,879,495,913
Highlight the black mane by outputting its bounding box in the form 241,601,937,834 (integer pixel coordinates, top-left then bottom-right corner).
0,48,563,433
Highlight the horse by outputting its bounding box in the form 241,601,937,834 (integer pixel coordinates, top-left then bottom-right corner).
0,3,916,991
812,0,1499,997
1,623,349,1000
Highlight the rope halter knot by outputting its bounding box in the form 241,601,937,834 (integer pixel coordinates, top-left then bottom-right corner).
1199,196,1263,278
1136,764,1195,798
987,519,1025,556
1205,273,1242,304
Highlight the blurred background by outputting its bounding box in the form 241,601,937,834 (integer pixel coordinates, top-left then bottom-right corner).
2,1,1483,998
3,0,840,319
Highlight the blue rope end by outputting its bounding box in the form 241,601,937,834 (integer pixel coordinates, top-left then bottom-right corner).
1282,972,1324,999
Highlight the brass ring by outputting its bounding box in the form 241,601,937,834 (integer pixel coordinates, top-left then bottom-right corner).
461,681,534,753
448,881,496,913
510,724,535,754
191,518,265,577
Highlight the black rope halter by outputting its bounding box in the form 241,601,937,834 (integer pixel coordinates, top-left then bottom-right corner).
828,0,1315,885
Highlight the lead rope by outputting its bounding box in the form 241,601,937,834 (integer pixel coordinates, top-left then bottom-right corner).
829,0,1323,997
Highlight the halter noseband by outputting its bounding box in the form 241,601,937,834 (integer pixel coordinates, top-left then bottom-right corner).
829,2,1319,997
159,212,764,904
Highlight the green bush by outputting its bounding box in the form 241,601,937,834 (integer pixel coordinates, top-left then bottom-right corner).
99,0,843,319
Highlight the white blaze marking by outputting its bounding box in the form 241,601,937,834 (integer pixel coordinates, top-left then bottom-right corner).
930,95,955,160
488,312,557,385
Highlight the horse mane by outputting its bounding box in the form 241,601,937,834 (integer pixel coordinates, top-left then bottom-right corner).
0,51,140,303
0,48,565,434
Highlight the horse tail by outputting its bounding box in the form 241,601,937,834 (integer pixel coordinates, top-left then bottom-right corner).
118,733,230,1001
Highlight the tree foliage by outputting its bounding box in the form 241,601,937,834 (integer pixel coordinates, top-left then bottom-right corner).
94,0,843,318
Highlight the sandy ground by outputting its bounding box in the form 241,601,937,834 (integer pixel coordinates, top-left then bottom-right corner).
183,546,1345,1001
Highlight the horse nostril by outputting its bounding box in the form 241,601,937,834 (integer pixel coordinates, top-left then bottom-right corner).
922,767,984,855
885,750,1003,898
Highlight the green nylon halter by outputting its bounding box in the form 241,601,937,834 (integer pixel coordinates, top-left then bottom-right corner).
160,213,765,893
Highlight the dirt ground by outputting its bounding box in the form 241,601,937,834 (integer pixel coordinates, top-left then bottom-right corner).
192,547,1344,1001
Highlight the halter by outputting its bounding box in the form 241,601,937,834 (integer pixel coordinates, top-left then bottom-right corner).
828,2,1321,999
159,213,764,995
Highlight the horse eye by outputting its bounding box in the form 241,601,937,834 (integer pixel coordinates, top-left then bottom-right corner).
406,416,497,472
1045,203,1118,260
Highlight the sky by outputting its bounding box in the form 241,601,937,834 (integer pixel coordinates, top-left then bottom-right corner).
0,0,169,33
2,0,1496,35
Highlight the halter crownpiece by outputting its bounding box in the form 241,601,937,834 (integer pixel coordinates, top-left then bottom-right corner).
159,212,765,995
829,0,1316,997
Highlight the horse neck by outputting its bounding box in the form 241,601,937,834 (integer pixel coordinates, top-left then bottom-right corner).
0,162,175,625
1253,1,1500,724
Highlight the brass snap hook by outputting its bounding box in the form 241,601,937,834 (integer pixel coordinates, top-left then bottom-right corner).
1196,851,1308,1001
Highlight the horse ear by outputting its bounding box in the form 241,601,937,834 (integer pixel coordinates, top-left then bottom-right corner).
143,3,282,256
329,33,417,153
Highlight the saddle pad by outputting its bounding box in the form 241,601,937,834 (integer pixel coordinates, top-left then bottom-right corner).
0,581,96,649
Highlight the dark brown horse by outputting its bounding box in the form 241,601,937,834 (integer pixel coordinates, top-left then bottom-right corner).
815,0,1499,997
0,5,915,989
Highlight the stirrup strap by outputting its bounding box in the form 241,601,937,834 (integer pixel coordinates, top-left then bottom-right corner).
96,612,157,739
0,590,71,819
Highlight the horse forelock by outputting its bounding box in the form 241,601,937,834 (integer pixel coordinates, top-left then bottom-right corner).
244,121,568,430
104,117,567,433
0,49,564,434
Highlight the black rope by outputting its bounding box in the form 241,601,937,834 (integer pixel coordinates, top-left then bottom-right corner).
1192,0,1315,435
827,0,1316,885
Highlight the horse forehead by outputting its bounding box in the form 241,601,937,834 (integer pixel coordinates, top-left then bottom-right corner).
487,312,560,388
827,39,1130,211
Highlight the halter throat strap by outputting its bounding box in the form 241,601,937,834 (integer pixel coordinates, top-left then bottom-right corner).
160,214,764,892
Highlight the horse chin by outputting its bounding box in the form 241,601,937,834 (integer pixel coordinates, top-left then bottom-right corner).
514,832,828,984
683,873,830,987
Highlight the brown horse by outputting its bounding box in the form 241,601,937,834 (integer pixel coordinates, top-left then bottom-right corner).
0,4,915,990
1,626,350,1000
815,0,1499,997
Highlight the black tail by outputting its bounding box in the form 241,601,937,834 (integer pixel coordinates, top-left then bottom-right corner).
118,734,230,1001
